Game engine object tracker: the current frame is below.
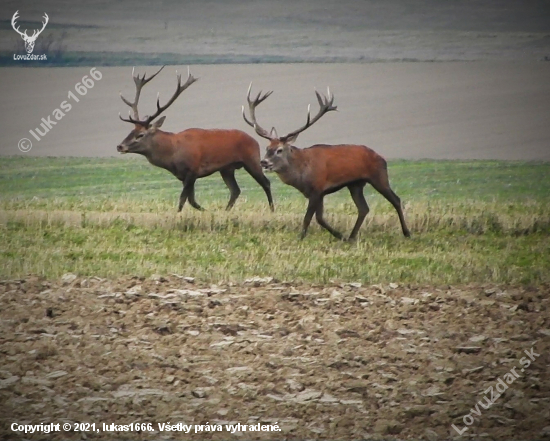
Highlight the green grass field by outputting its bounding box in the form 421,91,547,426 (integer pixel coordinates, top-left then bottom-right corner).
1,156,549,284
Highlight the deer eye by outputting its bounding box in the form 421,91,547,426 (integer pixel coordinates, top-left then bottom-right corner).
135,133,145,139
276,147,284,155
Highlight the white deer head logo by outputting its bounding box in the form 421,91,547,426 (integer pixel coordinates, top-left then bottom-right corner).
11,10,49,54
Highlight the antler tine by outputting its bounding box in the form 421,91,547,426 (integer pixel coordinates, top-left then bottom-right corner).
119,92,132,107
241,83,254,127
120,65,166,122
282,88,337,141
119,110,140,125
315,89,324,107
142,67,198,127
242,83,274,140
133,65,164,88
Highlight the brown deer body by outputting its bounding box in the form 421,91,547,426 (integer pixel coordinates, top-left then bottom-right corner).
242,85,410,240
117,67,274,212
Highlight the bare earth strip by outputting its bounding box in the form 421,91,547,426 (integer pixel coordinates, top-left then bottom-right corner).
1,63,549,160
0,275,549,439
1,0,549,62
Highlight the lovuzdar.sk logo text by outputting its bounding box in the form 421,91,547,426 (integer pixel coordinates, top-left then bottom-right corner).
11,10,49,61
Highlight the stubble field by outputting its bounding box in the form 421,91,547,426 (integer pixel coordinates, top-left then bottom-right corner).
1,156,549,285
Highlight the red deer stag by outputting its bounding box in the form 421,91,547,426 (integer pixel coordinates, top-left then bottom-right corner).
117,66,274,212
242,84,410,240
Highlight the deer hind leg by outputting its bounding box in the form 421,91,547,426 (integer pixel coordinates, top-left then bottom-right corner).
347,183,370,241
369,171,411,237
315,197,344,240
220,169,241,211
243,162,274,212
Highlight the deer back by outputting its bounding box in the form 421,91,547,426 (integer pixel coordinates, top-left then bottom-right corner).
159,128,260,177
292,144,387,194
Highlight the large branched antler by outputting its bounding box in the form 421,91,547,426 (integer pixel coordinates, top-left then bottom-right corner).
120,65,165,120
242,83,275,140
119,66,198,127
242,85,337,142
281,88,337,142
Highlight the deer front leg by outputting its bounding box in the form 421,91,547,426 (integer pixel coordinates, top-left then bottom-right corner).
178,175,197,212
187,181,204,211
300,195,322,240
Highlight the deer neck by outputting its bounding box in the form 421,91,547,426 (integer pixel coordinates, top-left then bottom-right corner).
143,131,177,170
276,147,311,195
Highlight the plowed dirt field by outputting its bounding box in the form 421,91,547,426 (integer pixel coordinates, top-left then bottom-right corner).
1,275,549,439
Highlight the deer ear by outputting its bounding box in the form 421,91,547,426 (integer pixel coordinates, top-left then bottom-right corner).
151,116,166,129
269,127,278,139
284,133,299,145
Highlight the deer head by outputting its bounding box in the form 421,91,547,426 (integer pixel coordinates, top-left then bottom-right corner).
117,66,198,155
12,11,49,54
242,83,337,172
